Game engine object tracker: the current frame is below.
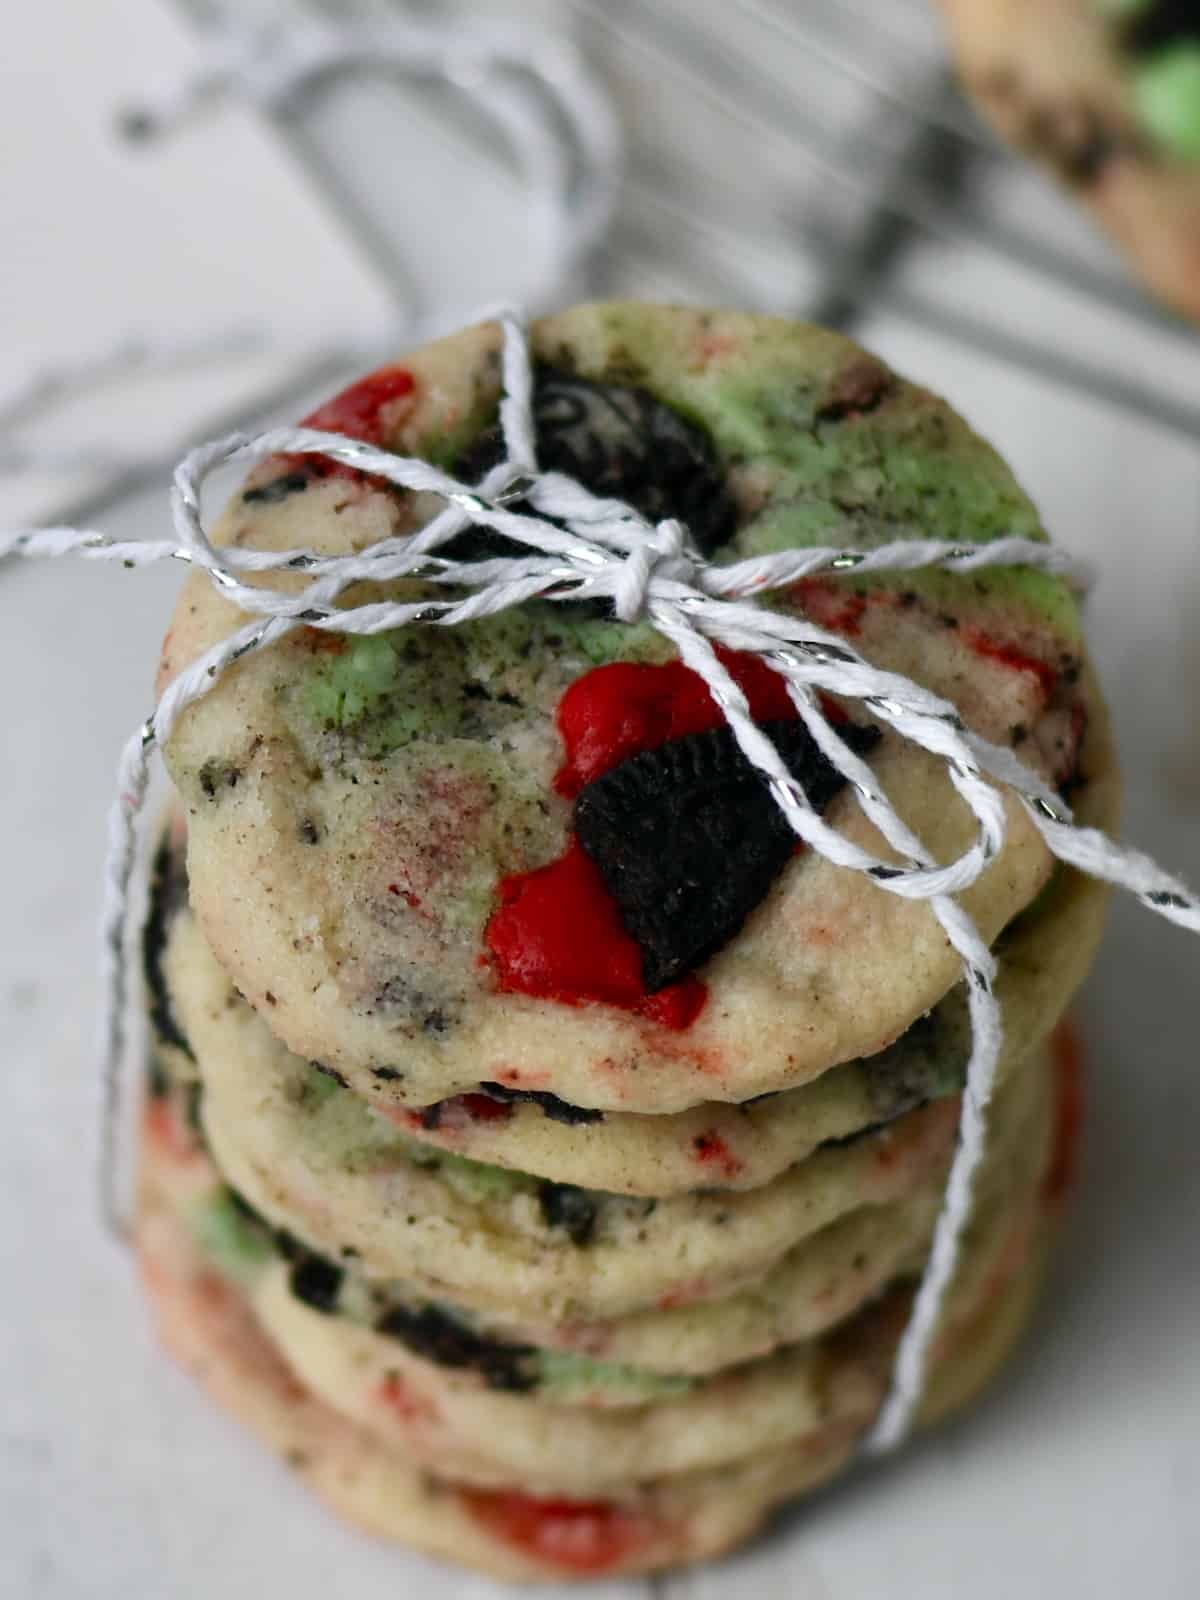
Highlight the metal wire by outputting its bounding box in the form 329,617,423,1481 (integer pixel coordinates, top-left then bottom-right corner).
35,0,1196,532
566,0,1200,382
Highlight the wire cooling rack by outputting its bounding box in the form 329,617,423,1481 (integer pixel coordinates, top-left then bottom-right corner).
29,0,1197,534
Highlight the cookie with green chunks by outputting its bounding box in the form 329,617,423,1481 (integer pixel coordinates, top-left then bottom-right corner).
160,304,1107,1116
155,730,1111,1205
233,1074,1052,1497
145,1048,1052,1481
166,915,959,1326
151,1008,1049,1388
937,0,1200,321
459,1039,1052,1378
136,1089,1059,1578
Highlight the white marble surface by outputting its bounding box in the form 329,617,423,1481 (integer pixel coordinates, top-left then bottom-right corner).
1,2,1198,1597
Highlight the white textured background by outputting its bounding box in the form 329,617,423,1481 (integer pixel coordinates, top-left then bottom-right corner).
1,2,1198,1597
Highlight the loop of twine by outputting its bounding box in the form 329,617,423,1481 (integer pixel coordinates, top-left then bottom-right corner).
5,309,1199,1453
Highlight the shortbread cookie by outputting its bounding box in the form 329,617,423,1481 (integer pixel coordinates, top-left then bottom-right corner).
136,1093,1059,1580
197,1061,960,1324
156,698,1112,1201
159,304,1107,1114
148,1041,1047,1396
230,1059,1052,1494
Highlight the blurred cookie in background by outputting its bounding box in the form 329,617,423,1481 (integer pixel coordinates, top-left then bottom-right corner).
936,1,1200,320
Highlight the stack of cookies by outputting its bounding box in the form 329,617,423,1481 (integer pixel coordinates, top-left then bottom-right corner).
136,304,1118,1581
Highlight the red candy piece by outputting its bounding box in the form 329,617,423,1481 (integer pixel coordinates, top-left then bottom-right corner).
276,366,416,485
460,1487,657,1575
691,1130,744,1181
377,1373,435,1424
485,648,832,1029
301,367,415,446
458,1092,513,1123
793,577,868,637
487,840,706,1030
964,629,1058,701
554,646,798,798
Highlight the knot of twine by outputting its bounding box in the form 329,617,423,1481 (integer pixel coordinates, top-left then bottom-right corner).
5,308,1198,1457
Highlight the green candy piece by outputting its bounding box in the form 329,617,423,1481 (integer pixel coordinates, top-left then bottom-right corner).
536,1349,695,1400
1135,46,1200,161
405,1141,532,1202
306,634,400,728
190,1189,273,1282
301,1064,342,1108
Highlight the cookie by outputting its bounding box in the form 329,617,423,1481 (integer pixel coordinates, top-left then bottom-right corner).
159,1029,1046,1387
189,1020,961,1324
224,1051,1052,1497
936,0,1200,320
153,670,1113,1201
135,1085,1059,1579
159,303,1107,1114
146,1012,1046,1377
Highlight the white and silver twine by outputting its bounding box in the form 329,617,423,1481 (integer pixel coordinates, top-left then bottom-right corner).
4,308,1199,1457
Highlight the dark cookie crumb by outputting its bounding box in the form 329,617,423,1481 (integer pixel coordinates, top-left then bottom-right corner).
815,357,895,422
538,1182,599,1247
475,1083,604,1126
242,471,310,505
142,833,194,1062
860,1008,963,1120
375,1302,538,1393
371,974,460,1038
289,1253,344,1314
198,759,241,801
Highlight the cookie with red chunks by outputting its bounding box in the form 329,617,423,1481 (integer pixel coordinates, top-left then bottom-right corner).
139,1125,1052,1582
161,303,1108,1115
167,900,963,1326
936,0,1200,320
150,1006,1052,1387
137,1066,1058,1569
575,716,881,992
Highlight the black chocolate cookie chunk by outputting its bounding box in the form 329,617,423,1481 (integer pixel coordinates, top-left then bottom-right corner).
576,718,882,992
1123,1,1199,56
143,829,193,1063
447,366,739,566
375,1301,539,1393
473,1084,604,1126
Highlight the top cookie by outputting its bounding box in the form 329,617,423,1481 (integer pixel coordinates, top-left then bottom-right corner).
159,303,1103,1114
937,0,1200,320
